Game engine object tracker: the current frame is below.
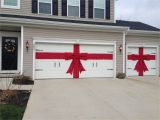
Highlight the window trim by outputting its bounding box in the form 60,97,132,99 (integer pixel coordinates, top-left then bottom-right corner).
93,0,106,19
38,0,52,15
67,0,80,17
1,0,20,9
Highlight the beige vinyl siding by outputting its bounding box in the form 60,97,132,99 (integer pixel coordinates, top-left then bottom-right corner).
0,0,115,23
23,26,123,78
126,35,160,75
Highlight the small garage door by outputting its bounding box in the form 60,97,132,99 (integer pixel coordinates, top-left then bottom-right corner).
126,46,157,76
34,42,115,79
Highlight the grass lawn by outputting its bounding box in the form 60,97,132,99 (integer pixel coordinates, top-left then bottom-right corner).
0,104,26,120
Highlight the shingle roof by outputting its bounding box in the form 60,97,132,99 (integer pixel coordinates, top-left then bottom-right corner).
116,20,160,31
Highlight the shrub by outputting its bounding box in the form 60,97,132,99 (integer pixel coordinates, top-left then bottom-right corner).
12,75,34,85
116,73,126,79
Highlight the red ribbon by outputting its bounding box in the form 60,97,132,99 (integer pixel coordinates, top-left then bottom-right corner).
128,47,155,76
36,44,113,78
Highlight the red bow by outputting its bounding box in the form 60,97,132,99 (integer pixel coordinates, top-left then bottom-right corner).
64,44,88,78
128,47,155,76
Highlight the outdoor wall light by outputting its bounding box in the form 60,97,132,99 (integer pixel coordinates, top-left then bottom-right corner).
119,44,123,53
26,41,29,52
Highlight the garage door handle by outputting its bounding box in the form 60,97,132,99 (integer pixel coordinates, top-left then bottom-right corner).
36,49,44,51
35,69,43,71
107,51,113,53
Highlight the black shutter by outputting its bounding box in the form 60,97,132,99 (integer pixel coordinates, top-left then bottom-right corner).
88,0,93,18
105,0,110,19
62,0,67,16
80,0,85,18
52,0,58,15
32,0,38,13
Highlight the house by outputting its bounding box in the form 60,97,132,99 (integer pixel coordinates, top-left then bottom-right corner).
0,0,159,79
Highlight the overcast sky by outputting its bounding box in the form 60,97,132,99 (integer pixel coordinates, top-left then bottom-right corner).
115,0,160,28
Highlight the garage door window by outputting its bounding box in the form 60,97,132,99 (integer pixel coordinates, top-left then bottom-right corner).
38,0,52,14
1,0,20,9
68,0,80,17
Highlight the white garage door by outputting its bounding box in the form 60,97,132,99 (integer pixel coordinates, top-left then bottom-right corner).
34,43,115,79
126,46,157,76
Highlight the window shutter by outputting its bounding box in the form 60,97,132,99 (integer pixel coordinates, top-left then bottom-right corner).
105,0,110,19
88,0,93,18
32,0,38,13
52,0,58,15
80,0,85,18
62,0,67,16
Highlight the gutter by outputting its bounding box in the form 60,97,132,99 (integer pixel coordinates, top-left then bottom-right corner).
0,15,129,33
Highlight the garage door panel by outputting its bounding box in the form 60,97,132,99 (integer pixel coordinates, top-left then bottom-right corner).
35,43,115,79
127,46,157,76
80,44,114,54
36,43,73,52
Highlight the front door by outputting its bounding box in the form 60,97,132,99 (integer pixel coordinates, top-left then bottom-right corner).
2,37,18,70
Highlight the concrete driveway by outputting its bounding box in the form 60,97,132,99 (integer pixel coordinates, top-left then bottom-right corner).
23,77,160,120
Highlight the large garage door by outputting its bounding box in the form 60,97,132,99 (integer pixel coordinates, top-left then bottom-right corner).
126,46,157,76
34,43,115,79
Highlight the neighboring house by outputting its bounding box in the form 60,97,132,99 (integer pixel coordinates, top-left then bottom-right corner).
0,0,159,79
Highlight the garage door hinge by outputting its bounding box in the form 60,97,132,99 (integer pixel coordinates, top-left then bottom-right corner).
150,53,156,54
36,49,44,52
35,69,43,71
127,68,132,69
107,51,113,53
107,69,113,70
151,68,156,69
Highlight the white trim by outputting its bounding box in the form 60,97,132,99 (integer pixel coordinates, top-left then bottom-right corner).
122,31,126,73
33,37,117,45
127,30,160,36
20,26,24,75
32,41,36,80
126,44,159,77
67,0,80,18
157,46,160,76
33,38,117,79
114,42,117,78
1,0,20,9
38,0,52,15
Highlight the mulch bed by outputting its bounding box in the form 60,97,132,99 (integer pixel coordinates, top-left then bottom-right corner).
0,90,31,106
0,90,31,120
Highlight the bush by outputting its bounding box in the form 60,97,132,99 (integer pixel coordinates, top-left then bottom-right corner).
116,73,126,79
12,75,34,85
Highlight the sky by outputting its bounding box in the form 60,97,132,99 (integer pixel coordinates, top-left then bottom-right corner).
115,0,160,28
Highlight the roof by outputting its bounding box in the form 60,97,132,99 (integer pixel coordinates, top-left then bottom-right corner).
116,20,160,31
0,14,159,32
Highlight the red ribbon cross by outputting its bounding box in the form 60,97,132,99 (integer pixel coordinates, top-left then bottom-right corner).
36,44,113,78
128,47,155,76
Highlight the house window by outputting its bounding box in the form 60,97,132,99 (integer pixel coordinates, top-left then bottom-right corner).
1,0,20,9
38,0,52,14
94,0,105,19
68,0,80,17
